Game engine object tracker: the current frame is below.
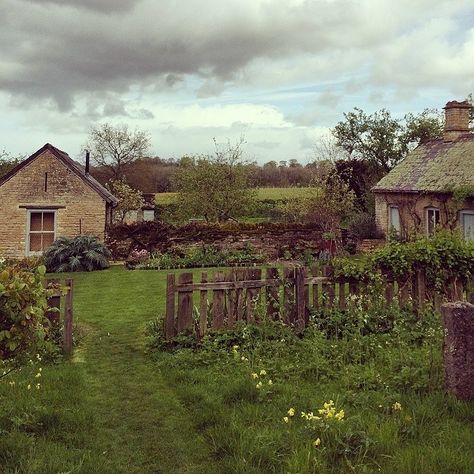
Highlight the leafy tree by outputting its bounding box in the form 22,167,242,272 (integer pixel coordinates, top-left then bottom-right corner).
0,149,23,178
332,108,443,173
84,123,151,179
173,139,256,222
106,179,145,223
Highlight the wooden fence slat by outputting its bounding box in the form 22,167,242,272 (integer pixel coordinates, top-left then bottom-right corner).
177,273,193,332
323,265,335,308
311,265,320,310
63,279,73,356
165,274,176,338
295,267,306,332
212,272,226,329
227,270,237,327
283,267,295,324
338,279,347,310
199,273,208,337
235,269,245,321
45,278,61,326
246,269,262,323
385,279,394,305
266,267,280,320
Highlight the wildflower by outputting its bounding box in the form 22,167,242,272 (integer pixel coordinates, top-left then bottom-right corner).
335,409,345,421
9,381,15,387
251,373,259,379
38,368,42,372
232,345,239,350
241,356,248,362
35,372,41,378
259,369,267,376
392,402,402,411
287,408,295,417
27,384,31,390
313,438,321,447
36,383,40,390
268,380,273,385
256,382,263,389
283,417,289,423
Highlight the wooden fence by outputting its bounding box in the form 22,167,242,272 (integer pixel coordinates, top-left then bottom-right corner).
165,266,473,339
45,278,74,355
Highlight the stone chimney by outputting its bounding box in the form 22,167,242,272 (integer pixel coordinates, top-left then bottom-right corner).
444,100,472,141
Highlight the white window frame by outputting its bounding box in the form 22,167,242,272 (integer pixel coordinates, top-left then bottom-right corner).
388,205,401,235
25,209,57,256
425,207,440,236
460,210,474,241
143,209,155,222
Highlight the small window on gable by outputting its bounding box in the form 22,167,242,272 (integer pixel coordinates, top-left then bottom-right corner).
27,211,56,255
426,208,440,236
388,206,401,235
460,210,474,242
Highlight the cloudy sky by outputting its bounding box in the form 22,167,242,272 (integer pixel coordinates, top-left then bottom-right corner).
1,0,474,163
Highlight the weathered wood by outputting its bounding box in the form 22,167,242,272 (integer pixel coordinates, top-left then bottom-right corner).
399,279,411,307
311,265,320,310
266,267,279,320
45,278,61,326
246,269,262,323
295,267,306,332
283,267,295,324
177,273,193,332
338,279,347,310
385,279,394,305
212,272,226,329
63,279,74,356
414,268,426,314
323,266,335,308
227,270,237,327
234,269,246,321
165,274,176,338
199,273,208,337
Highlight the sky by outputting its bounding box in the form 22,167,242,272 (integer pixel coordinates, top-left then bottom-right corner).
1,0,474,164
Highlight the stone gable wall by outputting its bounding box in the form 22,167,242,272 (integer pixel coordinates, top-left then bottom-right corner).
0,150,107,258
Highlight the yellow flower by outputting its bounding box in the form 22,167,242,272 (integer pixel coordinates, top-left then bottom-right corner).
256,382,263,389
251,373,259,379
287,408,295,417
27,384,31,390
283,417,289,423
9,381,15,387
241,356,248,362
313,438,321,447
35,372,41,378
267,380,273,385
36,383,40,390
232,345,239,350
392,402,402,411
259,369,267,376
335,409,345,421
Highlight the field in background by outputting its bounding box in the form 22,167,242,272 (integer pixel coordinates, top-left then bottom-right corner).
155,187,314,205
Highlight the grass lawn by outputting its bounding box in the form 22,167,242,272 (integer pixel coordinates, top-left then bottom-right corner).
155,187,314,205
1,266,474,473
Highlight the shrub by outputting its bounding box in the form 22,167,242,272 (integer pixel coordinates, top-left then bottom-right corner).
44,235,111,273
0,265,55,360
347,212,380,240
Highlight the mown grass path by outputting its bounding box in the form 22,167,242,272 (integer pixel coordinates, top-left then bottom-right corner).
0,267,219,474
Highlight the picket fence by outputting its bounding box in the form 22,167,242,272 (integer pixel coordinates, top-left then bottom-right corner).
164,266,473,339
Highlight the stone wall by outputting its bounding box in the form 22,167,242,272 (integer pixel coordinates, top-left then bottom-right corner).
0,150,108,258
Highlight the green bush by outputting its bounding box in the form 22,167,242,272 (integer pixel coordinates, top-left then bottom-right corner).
347,212,380,240
44,235,111,273
0,265,55,360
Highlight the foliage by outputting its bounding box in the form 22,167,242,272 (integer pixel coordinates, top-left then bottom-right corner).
172,138,257,222
347,212,380,240
84,123,151,179
0,150,23,179
0,264,56,361
129,244,265,270
44,235,111,272
333,108,443,173
106,178,145,223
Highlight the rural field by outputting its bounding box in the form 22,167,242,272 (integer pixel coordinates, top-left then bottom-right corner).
1,266,473,473
155,187,314,205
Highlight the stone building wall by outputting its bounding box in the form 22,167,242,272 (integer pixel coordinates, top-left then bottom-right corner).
0,149,108,258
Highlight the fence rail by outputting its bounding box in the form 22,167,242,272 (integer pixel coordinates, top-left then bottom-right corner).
45,278,74,355
165,266,473,339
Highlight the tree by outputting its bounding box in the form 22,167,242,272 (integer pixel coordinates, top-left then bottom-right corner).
0,150,23,178
106,179,145,223
173,139,256,222
85,123,151,180
332,108,443,173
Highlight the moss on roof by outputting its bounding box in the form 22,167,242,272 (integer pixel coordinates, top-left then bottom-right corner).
373,134,474,193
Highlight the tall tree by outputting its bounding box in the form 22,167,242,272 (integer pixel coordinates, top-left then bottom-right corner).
0,150,23,178
332,108,443,173
106,179,145,223
85,123,151,179
173,139,256,222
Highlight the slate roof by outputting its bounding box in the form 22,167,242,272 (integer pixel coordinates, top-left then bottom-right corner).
0,143,118,205
373,134,474,193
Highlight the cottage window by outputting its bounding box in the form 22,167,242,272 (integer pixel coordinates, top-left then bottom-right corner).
460,210,474,241
426,208,440,236
388,206,401,235
143,209,155,221
27,211,56,254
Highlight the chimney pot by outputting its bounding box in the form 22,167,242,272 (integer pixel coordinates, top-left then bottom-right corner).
85,150,90,175
443,100,472,141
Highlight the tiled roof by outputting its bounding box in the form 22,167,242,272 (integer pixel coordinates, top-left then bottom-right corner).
373,134,474,193
0,143,118,205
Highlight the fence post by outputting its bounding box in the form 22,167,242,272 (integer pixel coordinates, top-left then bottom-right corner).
199,272,208,337
245,268,262,323
441,302,474,400
177,273,193,332
63,279,73,356
283,267,295,325
295,267,306,332
212,272,226,329
165,274,176,338
266,267,280,320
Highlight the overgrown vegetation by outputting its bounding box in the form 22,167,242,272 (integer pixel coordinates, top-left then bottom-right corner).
44,235,111,272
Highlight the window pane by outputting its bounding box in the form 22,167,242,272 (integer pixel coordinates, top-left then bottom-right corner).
42,212,55,231
463,214,474,241
30,213,42,231
389,207,400,233
42,232,54,250
30,233,42,252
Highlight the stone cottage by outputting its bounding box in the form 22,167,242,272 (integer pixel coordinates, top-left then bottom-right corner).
373,100,474,241
0,143,118,258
